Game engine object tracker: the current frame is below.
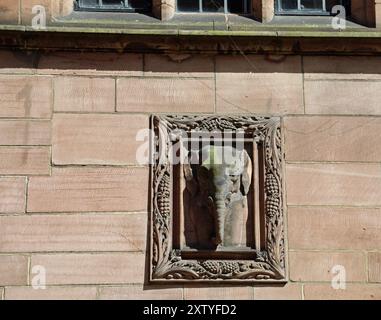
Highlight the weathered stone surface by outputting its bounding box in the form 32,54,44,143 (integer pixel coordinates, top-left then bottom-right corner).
0,120,51,146
0,147,50,175
0,76,52,118
304,75,381,115
31,253,146,284
117,77,215,113
0,50,34,74
184,287,253,300
5,286,97,300
0,213,147,252
304,284,381,300
99,285,183,300
254,283,302,300
289,251,366,282
0,255,28,286
284,116,381,162
51,0,74,18
369,252,381,283
0,177,26,214
288,206,381,250
286,163,381,206
216,73,303,114
54,77,115,113
144,54,214,78
0,0,19,24
28,167,149,212
38,52,143,76
53,114,148,165
216,55,302,73
303,56,381,74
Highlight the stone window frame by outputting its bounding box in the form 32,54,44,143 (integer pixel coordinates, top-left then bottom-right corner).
149,115,287,284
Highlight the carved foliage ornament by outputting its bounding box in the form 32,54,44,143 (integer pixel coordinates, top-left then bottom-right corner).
150,115,286,283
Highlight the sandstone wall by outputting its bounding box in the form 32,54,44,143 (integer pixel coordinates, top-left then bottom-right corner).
0,49,380,299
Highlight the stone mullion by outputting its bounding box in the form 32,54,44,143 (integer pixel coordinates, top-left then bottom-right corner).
152,0,176,20
252,0,274,23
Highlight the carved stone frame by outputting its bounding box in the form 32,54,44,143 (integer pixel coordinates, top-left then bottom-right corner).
149,115,287,283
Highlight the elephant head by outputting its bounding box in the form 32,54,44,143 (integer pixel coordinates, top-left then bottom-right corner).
184,145,252,248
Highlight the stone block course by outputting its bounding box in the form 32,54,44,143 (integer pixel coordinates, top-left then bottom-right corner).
0,147,50,175
27,167,149,212
52,114,148,165
0,255,28,286
31,253,146,285
4,286,97,300
54,77,116,113
286,163,381,206
289,251,366,282
117,77,215,113
99,285,183,300
0,76,52,119
0,213,147,252
0,177,26,213
288,206,381,250
284,116,381,162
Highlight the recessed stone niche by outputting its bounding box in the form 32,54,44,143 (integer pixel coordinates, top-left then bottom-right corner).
149,115,286,283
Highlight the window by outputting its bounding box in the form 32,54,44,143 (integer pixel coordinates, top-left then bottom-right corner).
275,0,348,15
75,0,151,12
177,0,250,14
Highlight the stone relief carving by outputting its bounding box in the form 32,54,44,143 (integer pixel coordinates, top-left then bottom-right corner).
183,145,252,250
150,115,286,283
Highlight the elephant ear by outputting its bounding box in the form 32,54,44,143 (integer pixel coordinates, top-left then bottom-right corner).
183,150,199,196
240,150,252,195
183,150,199,181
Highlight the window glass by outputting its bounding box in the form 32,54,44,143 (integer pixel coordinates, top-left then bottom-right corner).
177,0,248,13
275,0,347,13
77,0,150,10
301,0,324,10
102,0,123,5
280,0,298,10
177,0,200,12
202,0,225,12
229,0,246,13
80,0,98,5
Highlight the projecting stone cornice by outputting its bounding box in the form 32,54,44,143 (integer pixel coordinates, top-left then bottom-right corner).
0,23,381,55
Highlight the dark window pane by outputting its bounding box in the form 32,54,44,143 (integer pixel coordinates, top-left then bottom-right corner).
102,0,123,5
177,0,200,12
129,0,151,9
326,0,344,11
228,0,245,13
202,0,224,12
280,0,298,10
276,0,345,13
301,0,323,10
79,0,99,6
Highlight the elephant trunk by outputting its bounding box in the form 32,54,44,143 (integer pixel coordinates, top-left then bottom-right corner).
214,193,225,247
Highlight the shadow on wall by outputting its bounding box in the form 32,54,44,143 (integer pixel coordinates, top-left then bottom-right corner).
1,50,381,75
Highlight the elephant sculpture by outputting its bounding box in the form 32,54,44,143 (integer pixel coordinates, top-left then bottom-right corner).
183,145,252,250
